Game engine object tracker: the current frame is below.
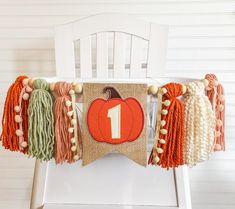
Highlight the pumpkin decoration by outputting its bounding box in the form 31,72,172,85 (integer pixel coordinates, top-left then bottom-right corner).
87,87,144,144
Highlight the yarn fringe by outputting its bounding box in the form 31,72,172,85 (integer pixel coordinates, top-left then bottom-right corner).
28,79,54,161
53,82,78,164
205,74,225,151
1,76,30,153
184,80,215,167
148,83,185,169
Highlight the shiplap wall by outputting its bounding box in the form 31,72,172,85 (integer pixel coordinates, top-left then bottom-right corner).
0,0,235,209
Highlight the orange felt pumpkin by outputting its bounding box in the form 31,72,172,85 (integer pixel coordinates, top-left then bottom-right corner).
87,87,144,144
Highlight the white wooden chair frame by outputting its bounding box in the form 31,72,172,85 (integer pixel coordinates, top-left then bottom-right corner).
30,14,191,209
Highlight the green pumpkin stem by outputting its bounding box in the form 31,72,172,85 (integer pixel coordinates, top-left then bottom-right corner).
103,87,122,99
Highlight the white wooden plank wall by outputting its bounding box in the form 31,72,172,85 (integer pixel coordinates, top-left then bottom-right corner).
0,0,235,209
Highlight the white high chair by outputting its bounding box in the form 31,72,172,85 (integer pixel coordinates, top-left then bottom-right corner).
30,14,191,209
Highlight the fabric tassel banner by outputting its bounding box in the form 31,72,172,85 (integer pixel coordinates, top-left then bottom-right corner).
53,82,82,164
82,83,147,166
28,79,55,161
1,76,32,153
183,80,215,167
205,74,225,151
148,83,185,169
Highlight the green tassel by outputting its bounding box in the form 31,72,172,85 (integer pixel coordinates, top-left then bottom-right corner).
28,79,54,161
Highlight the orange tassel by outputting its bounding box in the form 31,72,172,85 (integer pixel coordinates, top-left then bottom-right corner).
149,83,185,169
1,76,31,153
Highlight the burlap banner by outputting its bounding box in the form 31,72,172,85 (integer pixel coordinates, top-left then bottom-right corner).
82,83,147,166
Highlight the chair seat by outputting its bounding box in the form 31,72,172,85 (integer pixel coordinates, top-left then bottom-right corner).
43,154,177,206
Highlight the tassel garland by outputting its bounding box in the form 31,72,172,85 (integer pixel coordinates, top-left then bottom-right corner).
0,74,225,168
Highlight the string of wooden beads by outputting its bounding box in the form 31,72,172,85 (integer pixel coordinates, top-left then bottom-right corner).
148,85,168,164
155,87,169,162
69,84,82,161
15,78,32,149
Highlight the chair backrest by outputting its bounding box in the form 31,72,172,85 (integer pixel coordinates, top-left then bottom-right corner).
55,14,168,79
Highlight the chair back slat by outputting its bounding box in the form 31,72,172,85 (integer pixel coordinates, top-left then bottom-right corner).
80,37,92,78
113,32,127,79
96,33,109,79
55,15,168,80
130,36,146,78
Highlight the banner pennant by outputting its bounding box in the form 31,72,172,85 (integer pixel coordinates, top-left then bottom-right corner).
82,83,147,166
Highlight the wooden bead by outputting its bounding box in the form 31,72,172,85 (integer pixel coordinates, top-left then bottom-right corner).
160,120,166,126
202,79,209,87
148,85,158,95
69,89,75,95
159,139,166,144
15,115,22,123
161,109,168,115
214,144,222,151
73,155,79,161
157,148,163,154
218,95,225,101
71,146,77,152
216,119,223,127
74,84,83,94
163,100,171,106
20,141,28,148
14,106,21,113
68,127,74,133
160,129,168,135
161,87,167,94
70,138,76,143
154,156,160,163
16,129,23,137
22,93,29,100
65,100,72,107
28,78,34,87
49,83,55,91
22,78,29,86
215,131,221,137
67,111,73,117
217,104,224,111
71,119,76,125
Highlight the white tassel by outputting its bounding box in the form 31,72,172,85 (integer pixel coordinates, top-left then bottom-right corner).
184,80,215,167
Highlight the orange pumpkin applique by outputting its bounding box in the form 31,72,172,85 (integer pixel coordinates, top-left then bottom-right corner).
87,87,144,144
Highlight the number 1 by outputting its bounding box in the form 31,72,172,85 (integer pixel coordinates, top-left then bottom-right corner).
107,104,121,139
